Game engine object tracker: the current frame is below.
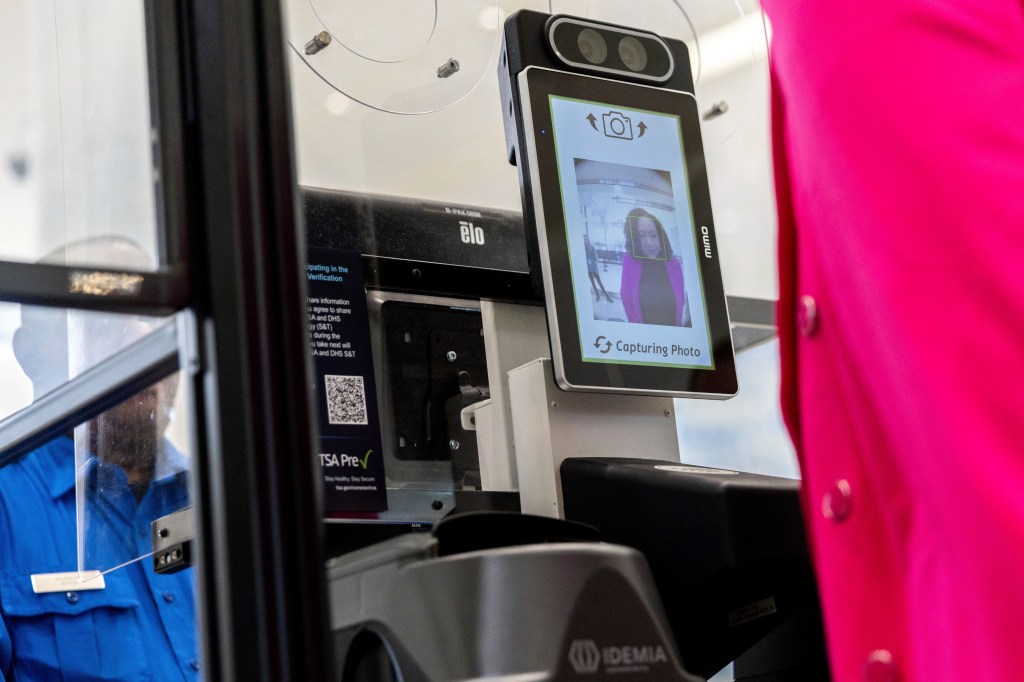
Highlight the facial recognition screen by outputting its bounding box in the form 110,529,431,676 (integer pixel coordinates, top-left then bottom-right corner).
519,67,735,397
548,96,713,369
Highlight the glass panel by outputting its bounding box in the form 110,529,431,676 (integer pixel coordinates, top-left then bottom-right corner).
0,1,198,678
284,0,501,114
286,0,777,520
287,0,549,211
553,0,776,298
322,293,488,524
75,371,192,574
0,302,172,425
675,339,798,479
0,375,200,680
0,303,34,421
286,0,774,296
0,0,162,269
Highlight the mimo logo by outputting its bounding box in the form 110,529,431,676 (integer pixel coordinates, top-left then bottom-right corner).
568,639,601,674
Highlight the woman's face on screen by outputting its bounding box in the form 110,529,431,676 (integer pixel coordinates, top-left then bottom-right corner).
636,218,662,259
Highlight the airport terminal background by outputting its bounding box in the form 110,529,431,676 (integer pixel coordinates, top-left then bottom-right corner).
0,1,796,680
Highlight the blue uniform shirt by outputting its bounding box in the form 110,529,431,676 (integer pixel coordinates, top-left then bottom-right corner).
0,436,199,681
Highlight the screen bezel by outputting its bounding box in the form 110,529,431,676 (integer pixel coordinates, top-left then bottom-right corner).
519,66,737,397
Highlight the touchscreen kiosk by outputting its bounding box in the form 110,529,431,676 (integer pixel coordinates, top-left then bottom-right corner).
503,16,737,397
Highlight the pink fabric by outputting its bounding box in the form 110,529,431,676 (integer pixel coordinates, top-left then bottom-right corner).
762,1,1024,680
620,253,686,325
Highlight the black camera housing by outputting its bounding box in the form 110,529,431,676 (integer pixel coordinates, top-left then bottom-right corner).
498,10,696,293
547,15,675,83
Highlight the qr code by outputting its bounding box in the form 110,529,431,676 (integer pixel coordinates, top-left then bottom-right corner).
324,375,368,425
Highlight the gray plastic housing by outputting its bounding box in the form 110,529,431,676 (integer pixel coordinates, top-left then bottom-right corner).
327,534,703,681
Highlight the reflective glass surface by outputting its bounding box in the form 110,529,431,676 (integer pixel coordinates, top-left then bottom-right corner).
676,339,797,479
0,0,162,269
288,0,774,295
0,302,188,574
286,0,779,520
75,371,192,574
554,0,775,299
285,0,502,114
0,2,199,677
0,375,198,680
0,303,173,424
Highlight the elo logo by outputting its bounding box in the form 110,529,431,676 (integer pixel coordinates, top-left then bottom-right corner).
567,639,601,674
459,220,485,245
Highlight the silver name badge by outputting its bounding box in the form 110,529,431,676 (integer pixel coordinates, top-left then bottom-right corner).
31,571,106,594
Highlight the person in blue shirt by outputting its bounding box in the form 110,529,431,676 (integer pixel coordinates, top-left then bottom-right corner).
0,238,200,680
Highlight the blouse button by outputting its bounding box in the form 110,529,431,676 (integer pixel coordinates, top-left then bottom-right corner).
65,591,79,604
797,295,819,337
863,649,897,682
822,479,853,522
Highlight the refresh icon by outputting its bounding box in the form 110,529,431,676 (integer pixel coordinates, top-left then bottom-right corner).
593,336,612,353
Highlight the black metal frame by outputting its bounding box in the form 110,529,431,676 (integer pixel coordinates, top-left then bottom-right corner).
0,261,190,316
181,0,330,679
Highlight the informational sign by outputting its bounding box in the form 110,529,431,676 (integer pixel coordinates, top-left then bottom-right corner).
306,246,387,513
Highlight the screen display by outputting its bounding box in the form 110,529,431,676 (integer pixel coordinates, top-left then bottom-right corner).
518,66,736,397
548,95,713,370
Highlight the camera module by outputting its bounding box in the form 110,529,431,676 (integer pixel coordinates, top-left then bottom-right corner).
577,28,608,65
545,16,673,83
617,36,648,72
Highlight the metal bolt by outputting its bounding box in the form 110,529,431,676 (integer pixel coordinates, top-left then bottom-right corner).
550,401,558,409
447,351,458,362
437,57,460,79
664,409,672,417
702,100,729,121
305,31,332,56
158,527,169,538
449,439,460,450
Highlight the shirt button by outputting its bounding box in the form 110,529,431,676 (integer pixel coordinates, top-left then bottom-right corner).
163,592,176,603
863,649,897,682
822,479,853,522
65,591,80,604
797,294,819,337
190,659,201,671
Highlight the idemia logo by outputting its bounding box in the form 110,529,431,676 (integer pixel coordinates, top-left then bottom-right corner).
568,640,601,674
568,639,669,674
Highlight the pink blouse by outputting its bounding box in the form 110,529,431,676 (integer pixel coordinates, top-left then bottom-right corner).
762,1,1024,679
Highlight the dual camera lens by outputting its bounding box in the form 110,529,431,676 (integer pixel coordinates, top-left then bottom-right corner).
550,17,672,82
577,29,648,72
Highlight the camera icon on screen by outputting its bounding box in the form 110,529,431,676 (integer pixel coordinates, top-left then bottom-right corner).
602,111,633,140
